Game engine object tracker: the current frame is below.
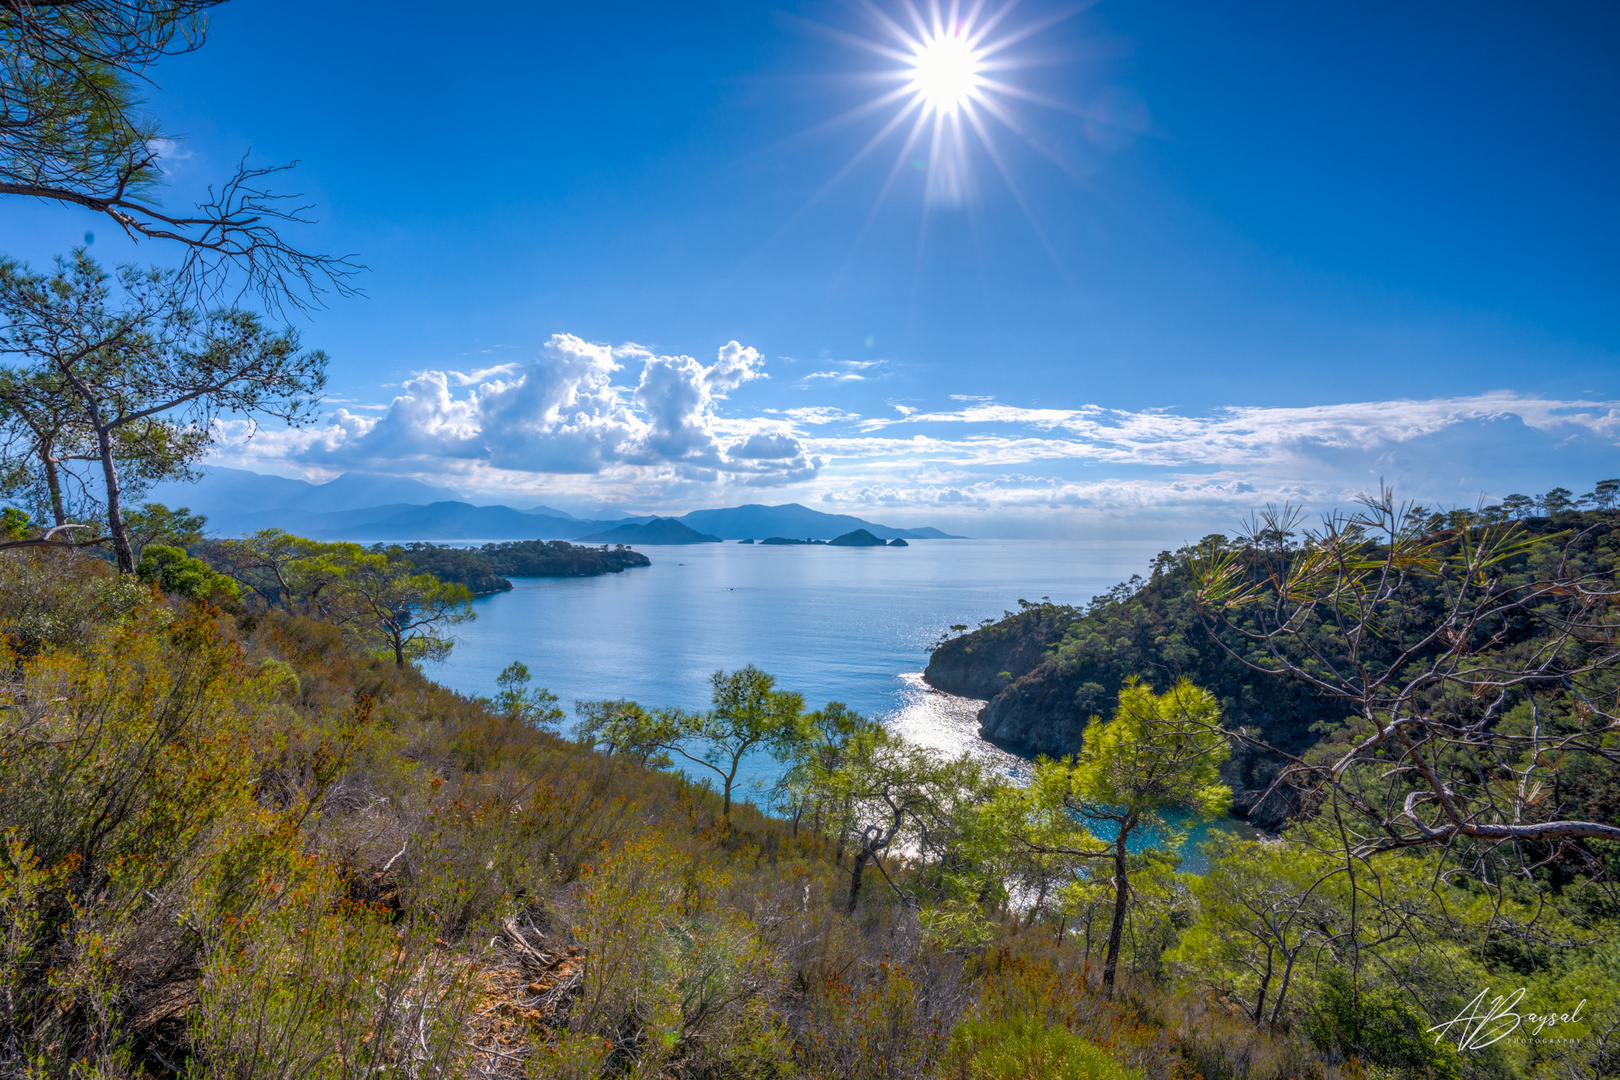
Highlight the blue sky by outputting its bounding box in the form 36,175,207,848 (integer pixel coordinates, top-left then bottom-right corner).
6,0,1618,536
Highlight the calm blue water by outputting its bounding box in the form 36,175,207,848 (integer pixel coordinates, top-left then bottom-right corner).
431,538,1165,740
427,538,1255,865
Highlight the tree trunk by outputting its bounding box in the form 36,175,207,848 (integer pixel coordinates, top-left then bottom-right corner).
1026,877,1048,926
1252,948,1273,1023
1101,839,1130,995
95,425,134,573
846,848,870,914
42,450,65,526
1270,949,1300,1026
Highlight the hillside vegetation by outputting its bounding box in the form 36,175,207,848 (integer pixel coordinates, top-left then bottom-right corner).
381,541,653,595
928,501,1620,829
0,493,1614,1080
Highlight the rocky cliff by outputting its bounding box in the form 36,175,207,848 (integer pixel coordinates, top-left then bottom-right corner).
922,601,1076,702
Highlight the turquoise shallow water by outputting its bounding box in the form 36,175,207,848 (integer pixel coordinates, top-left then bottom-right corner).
427,538,1256,864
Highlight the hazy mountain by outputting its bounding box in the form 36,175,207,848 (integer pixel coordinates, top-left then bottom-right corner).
146,468,964,542
147,467,468,530
673,504,964,540
225,502,622,542
576,518,723,545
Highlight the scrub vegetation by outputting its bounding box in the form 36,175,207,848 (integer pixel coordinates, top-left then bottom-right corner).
0,491,1613,1079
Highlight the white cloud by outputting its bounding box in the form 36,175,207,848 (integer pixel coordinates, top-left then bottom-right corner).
206,354,1620,531
774,406,862,425
218,335,813,490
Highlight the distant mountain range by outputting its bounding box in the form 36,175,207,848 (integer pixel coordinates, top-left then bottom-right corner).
146,467,966,542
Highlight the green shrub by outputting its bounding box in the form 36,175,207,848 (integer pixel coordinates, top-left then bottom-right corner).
1305,969,1462,1080
941,1013,1142,1080
0,549,147,652
135,543,239,602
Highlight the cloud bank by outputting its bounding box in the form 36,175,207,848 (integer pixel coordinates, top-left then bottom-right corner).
209,333,1620,535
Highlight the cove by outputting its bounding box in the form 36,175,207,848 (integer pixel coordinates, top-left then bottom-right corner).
427,538,1258,867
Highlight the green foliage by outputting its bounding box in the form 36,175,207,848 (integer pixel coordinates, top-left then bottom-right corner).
602,664,810,817
120,501,205,561
1171,836,1339,1024
208,530,473,666
134,542,238,601
477,538,650,577
191,873,477,1077
934,498,1620,841
3,522,1614,1080
575,697,674,768
1063,679,1230,819
794,958,950,1079
0,506,28,540
487,660,565,730
1305,969,1463,1080
0,1,204,202
941,1013,1142,1080
0,251,327,571
0,548,146,652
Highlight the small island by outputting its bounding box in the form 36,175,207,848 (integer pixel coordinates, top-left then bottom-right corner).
578,518,722,545
827,528,887,547
481,539,651,577
760,530,903,547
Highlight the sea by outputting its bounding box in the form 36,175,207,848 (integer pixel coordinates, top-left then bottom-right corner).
427,537,1255,868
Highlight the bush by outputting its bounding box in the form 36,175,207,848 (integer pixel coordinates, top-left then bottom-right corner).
1305,969,1463,1080
135,543,239,602
0,549,147,653
941,1013,1143,1080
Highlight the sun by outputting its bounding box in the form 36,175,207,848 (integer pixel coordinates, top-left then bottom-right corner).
909,30,983,115
794,1,1083,216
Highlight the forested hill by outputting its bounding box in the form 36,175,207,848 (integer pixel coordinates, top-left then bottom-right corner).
383,540,651,594
925,508,1620,826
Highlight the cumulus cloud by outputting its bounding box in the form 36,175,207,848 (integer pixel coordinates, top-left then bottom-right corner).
221,335,814,490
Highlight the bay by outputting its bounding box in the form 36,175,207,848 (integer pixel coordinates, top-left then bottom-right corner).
427,537,1257,866
429,538,1170,742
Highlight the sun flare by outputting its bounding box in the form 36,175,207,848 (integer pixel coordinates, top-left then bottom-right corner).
799,2,1083,217
908,31,983,114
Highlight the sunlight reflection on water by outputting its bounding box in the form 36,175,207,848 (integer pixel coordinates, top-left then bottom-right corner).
886,671,1030,784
